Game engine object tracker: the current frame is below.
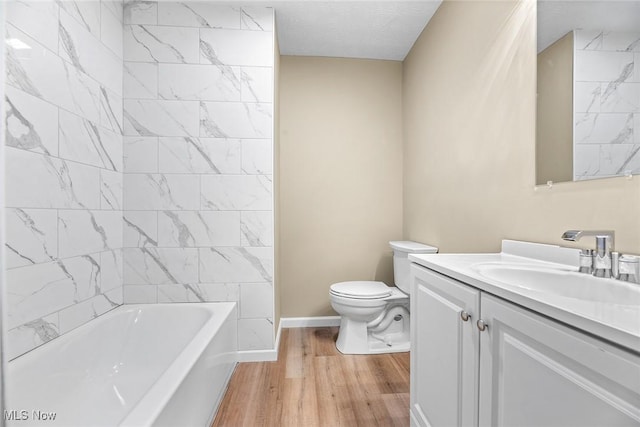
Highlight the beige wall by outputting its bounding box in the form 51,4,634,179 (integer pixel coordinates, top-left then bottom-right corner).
403,0,640,254
536,31,573,185
279,56,403,317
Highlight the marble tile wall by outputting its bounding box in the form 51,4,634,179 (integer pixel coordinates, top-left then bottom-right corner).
5,0,124,359
122,2,275,351
574,30,640,180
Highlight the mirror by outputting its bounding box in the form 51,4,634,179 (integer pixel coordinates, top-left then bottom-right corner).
536,0,640,185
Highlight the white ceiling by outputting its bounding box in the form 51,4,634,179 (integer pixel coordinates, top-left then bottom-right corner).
271,1,442,61
538,0,640,52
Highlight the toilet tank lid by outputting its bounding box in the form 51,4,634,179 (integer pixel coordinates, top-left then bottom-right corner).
389,241,438,254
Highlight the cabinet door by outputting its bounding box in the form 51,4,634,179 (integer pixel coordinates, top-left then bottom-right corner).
479,293,640,427
410,265,481,427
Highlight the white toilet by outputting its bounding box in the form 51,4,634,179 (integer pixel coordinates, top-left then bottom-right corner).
330,241,438,355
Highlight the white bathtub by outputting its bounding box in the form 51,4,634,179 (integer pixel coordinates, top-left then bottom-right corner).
6,303,238,427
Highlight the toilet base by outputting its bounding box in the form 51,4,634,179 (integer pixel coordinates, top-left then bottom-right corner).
335,309,410,355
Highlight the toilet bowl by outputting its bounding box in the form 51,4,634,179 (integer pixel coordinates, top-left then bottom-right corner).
329,241,438,355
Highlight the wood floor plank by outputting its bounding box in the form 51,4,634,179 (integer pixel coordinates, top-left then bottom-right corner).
314,355,357,426
382,393,411,427
212,327,410,427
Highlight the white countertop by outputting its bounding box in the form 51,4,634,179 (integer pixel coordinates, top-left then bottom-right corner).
409,249,640,353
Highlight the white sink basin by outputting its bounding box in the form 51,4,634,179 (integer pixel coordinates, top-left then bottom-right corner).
471,262,640,306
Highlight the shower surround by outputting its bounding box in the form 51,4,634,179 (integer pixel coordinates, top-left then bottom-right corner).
5,0,125,360
4,0,276,358
122,2,275,353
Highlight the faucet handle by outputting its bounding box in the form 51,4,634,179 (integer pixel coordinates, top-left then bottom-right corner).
593,248,612,278
619,255,640,284
579,249,593,274
611,252,619,279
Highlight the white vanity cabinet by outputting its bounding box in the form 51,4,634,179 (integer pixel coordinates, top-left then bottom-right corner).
410,263,640,427
410,262,481,426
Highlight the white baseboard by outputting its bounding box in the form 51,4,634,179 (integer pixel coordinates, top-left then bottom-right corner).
280,316,341,328
236,318,283,363
236,348,278,362
235,317,341,362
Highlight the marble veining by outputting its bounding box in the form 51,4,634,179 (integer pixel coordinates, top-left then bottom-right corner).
101,250,124,292
157,3,239,29
6,33,43,99
124,247,198,285
124,173,199,210
603,31,640,52
199,28,273,67
121,4,275,351
7,24,102,123
7,253,107,329
240,67,273,103
200,101,272,139
576,30,603,51
19,317,60,344
124,214,158,247
158,210,240,247
158,63,241,101
199,102,228,138
6,148,102,209
59,111,120,171
611,144,640,175
125,25,199,64
201,174,272,211
58,0,101,37
124,99,199,137
101,170,124,210
157,283,239,304
58,209,123,258
199,247,273,283
241,139,273,174
241,211,272,247
601,64,634,104
100,87,124,134
59,15,86,74
5,91,55,155
6,0,124,359
240,8,274,32
124,62,158,99
161,210,198,247
7,317,60,360
7,0,276,356
6,208,57,269
574,30,640,180
158,137,241,174
124,1,158,25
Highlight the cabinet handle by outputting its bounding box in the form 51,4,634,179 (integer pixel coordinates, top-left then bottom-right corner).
477,319,488,331
460,311,471,322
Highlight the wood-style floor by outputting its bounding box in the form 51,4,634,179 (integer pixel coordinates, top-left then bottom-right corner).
212,327,410,427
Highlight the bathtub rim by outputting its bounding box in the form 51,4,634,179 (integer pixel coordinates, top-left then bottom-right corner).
119,302,237,427
7,302,238,427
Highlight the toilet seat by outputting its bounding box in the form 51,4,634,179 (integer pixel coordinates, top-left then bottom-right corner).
330,281,392,299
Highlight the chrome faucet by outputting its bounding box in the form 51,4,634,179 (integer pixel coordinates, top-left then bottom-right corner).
561,230,615,278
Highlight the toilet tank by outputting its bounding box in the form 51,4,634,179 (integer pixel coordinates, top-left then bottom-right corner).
390,241,438,294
